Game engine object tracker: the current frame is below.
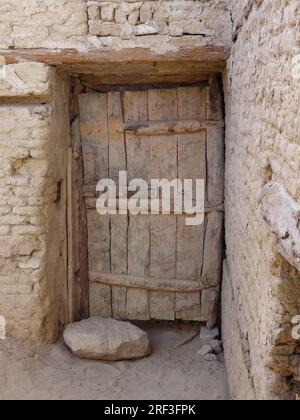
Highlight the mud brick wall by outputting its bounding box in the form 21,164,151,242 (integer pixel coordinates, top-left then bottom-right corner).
0,1,232,50
0,63,71,342
87,0,232,48
223,0,300,400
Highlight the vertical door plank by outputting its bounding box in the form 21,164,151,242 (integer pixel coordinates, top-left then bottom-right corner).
107,91,128,279
112,286,127,319
70,118,84,320
108,91,127,184
67,147,75,323
149,291,176,320
175,292,201,321
150,215,177,279
177,86,206,119
149,89,178,292
78,93,109,183
126,288,150,320
128,215,150,276
111,214,128,274
148,89,178,121
124,91,150,282
176,87,206,281
124,91,149,182
202,211,224,288
87,210,110,273
200,286,219,329
176,217,204,279
206,74,223,122
90,283,112,318
206,126,225,205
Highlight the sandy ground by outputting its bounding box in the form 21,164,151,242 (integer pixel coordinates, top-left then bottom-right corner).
0,322,229,400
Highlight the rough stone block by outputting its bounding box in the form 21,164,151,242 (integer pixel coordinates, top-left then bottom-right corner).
0,62,54,101
64,317,151,361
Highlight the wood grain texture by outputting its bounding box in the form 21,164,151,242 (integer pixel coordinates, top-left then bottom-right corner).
67,147,75,323
1,46,227,66
78,84,224,322
149,291,176,320
175,292,201,321
112,286,127,320
107,91,127,184
91,273,201,293
87,210,110,273
202,212,224,288
79,93,109,183
90,283,112,318
126,288,150,320
122,118,223,136
176,87,206,280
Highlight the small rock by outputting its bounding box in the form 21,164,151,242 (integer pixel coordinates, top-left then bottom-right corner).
101,5,115,22
197,345,213,357
200,327,219,341
64,317,151,361
210,339,223,355
140,4,153,23
128,10,140,26
204,353,217,362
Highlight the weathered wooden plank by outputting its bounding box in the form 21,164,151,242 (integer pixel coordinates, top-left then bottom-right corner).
107,91,126,184
106,92,128,280
177,131,206,181
148,89,178,281
70,118,85,320
111,214,128,274
200,287,219,329
112,286,127,320
176,217,204,280
122,119,223,136
67,147,76,323
206,74,223,121
148,89,178,180
78,93,108,183
150,215,177,279
123,88,149,184
149,291,176,320
175,292,201,321
123,90,149,182
177,87,207,182
87,210,110,273
176,87,206,279
206,126,225,205
1,46,227,66
123,91,150,284
126,288,150,320
90,283,112,318
148,88,178,121
90,273,201,293
177,86,206,119
202,212,224,288
128,216,150,276
123,90,148,123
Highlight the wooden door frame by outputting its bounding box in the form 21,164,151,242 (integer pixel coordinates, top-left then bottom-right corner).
62,48,226,323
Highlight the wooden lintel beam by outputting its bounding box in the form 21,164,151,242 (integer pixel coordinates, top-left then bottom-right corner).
0,46,227,69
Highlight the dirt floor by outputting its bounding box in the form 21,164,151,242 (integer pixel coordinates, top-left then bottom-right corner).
0,322,229,400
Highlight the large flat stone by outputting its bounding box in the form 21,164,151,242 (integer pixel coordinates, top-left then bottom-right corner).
64,317,151,361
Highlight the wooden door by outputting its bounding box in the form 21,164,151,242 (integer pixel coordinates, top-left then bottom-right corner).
77,78,224,326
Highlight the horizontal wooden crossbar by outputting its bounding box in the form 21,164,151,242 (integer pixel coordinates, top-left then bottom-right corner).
121,118,224,136
90,272,202,293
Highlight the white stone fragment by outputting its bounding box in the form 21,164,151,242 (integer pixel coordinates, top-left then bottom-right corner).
197,345,213,357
